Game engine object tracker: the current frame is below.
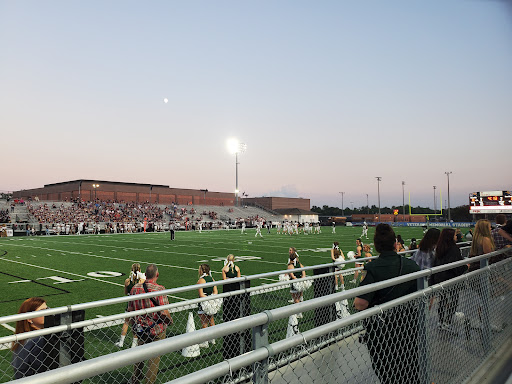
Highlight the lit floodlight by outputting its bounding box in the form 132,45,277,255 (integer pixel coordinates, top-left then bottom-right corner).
235,189,239,194
227,138,240,154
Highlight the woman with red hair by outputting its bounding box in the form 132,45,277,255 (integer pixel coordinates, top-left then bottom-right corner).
11,297,50,379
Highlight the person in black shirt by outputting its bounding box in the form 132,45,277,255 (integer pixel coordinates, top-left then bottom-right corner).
354,224,420,384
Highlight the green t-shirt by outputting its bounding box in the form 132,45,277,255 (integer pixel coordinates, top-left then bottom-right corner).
357,251,419,306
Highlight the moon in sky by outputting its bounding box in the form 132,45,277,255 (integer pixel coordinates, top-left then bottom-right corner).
163,98,168,104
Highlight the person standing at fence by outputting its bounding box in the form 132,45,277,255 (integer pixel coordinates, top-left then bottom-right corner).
412,228,440,270
115,263,145,348
354,224,420,384
429,228,468,332
288,248,305,306
11,297,50,379
469,219,495,272
197,264,219,333
491,215,512,263
128,264,173,384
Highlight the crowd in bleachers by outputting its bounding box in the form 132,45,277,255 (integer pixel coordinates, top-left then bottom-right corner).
0,209,10,223
27,201,164,224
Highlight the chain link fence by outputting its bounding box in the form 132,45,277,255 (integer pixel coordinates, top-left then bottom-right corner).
1,246,509,384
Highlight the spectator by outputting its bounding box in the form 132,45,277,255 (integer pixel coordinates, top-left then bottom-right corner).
491,215,512,264
455,228,463,243
412,228,440,269
11,297,50,379
469,219,495,272
429,228,468,332
354,224,420,384
128,264,173,384
409,238,418,251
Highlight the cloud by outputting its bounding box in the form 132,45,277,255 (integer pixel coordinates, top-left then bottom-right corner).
262,185,299,198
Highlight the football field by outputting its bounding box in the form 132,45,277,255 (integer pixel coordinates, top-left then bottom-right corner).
0,226,427,329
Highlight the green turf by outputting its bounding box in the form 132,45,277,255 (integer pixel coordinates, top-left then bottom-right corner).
0,226,430,318
0,225,450,383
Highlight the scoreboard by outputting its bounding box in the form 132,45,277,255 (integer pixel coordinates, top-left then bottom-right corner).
469,191,512,214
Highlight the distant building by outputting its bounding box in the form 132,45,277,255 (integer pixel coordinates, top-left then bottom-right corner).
13,180,312,210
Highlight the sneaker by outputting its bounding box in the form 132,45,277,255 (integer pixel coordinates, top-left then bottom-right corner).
440,323,457,334
350,279,356,283
114,341,123,348
288,299,294,303
131,339,138,348
334,285,339,291
199,341,209,348
210,339,216,345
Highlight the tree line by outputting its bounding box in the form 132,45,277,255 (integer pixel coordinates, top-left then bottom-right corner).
311,204,473,222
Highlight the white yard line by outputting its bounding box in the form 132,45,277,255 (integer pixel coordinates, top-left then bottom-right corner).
33,238,285,266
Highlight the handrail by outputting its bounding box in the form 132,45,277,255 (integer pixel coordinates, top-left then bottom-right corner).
0,245,471,325
9,247,509,384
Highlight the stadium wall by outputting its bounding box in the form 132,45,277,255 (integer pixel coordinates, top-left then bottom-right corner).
352,214,426,223
12,180,236,206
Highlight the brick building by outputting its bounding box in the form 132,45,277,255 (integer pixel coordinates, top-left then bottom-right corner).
13,180,235,206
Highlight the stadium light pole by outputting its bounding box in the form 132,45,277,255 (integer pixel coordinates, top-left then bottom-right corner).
339,192,344,217
92,184,99,201
366,193,369,215
227,138,247,207
433,186,437,215
445,171,452,222
376,177,382,222
402,181,406,222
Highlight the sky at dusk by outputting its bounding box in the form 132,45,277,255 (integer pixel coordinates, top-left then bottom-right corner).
1,1,511,210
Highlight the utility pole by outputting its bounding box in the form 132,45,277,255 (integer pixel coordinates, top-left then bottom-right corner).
445,172,452,222
402,181,406,222
376,177,382,222
339,192,345,217
433,186,437,215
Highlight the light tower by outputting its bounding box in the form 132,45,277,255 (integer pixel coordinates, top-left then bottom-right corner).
227,138,247,207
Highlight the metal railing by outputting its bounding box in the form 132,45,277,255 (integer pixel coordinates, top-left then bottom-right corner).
2,246,509,384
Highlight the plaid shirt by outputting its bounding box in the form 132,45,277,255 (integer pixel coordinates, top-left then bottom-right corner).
128,280,169,336
492,227,512,250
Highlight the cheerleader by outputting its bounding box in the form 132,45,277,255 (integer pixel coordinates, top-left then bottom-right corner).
115,263,145,348
352,239,364,283
331,242,345,290
197,264,218,333
222,254,241,280
287,248,305,307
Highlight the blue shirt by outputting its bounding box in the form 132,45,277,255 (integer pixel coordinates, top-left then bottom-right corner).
12,336,47,379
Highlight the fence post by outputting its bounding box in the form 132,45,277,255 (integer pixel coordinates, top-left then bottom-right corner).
479,259,491,353
252,318,269,384
417,276,431,384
